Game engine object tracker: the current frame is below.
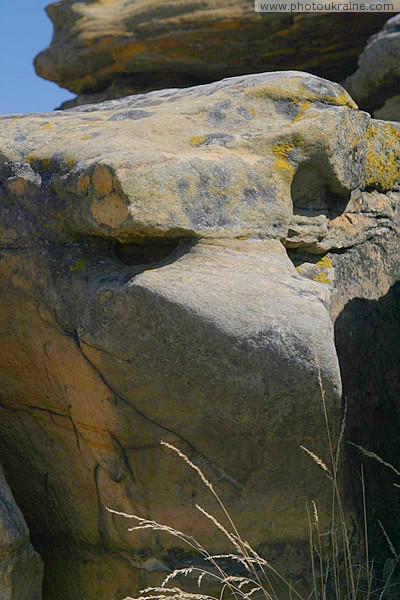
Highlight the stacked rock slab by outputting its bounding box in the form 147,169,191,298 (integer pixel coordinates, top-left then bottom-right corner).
34,0,392,108
0,72,399,599
345,14,400,121
0,463,43,599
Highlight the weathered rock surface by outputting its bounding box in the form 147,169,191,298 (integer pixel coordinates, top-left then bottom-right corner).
0,463,43,599
345,14,400,120
0,72,399,598
34,1,392,108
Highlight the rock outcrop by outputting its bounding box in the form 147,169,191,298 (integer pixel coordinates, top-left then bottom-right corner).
345,14,400,120
0,72,399,598
34,1,392,108
0,463,43,599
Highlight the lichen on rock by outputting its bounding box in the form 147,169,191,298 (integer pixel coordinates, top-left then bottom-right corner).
0,71,399,599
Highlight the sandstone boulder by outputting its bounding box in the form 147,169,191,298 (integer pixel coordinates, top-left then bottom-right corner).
0,72,399,598
345,14,400,120
34,1,391,108
0,463,43,599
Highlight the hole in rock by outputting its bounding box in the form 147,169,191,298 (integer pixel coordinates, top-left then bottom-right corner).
291,156,351,218
115,237,194,268
334,283,400,568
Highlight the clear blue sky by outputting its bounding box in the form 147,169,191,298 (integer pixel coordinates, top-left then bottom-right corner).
0,0,74,114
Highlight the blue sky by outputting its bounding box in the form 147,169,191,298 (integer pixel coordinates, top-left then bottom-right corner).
0,0,74,114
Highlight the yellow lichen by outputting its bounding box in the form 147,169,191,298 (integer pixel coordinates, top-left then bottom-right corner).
316,255,333,268
313,271,331,285
190,135,207,147
291,101,311,123
245,80,357,110
365,121,400,191
272,141,296,176
69,259,86,273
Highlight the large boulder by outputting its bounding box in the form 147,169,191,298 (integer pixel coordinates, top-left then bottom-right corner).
0,463,43,599
345,14,400,120
34,1,392,108
0,71,399,598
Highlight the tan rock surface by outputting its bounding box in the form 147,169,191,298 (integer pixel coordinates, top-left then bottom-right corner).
0,72,399,598
34,1,392,108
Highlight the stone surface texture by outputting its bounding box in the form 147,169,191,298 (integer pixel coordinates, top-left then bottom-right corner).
0,72,399,598
0,464,43,599
345,14,400,120
34,1,392,108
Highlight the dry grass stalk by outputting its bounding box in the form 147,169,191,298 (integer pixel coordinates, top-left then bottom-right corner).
108,360,389,600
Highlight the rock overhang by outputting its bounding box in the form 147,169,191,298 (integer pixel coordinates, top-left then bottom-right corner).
1,71,397,248
34,1,394,109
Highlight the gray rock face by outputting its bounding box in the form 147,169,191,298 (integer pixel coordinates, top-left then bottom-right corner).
0,464,43,599
0,72,399,598
345,14,400,119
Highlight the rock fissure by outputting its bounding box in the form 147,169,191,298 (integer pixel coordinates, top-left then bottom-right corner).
0,70,399,598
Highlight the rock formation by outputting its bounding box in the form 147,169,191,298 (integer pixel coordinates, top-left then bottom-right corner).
0,463,43,598
0,71,399,598
345,14,400,121
34,1,392,108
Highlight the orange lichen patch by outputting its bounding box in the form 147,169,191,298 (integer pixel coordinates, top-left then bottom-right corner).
41,123,54,130
208,20,248,31
365,121,400,191
189,135,207,147
76,174,91,194
111,40,146,62
152,35,203,60
92,164,113,196
91,192,129,228
272,28,291,37
72,73,98,94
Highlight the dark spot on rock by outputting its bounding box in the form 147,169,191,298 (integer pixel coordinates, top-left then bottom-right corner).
275,100,300,120
208,100,232,123
178,178,190,195
108,110,153,121
243,188,258,206
213,165,230,188
202,133,235,147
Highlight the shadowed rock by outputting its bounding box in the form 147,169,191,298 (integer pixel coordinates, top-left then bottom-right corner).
0,464,43,599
